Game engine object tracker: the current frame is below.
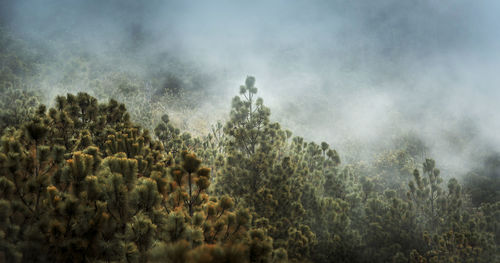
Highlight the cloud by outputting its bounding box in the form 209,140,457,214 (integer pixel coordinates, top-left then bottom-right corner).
3,0,500,174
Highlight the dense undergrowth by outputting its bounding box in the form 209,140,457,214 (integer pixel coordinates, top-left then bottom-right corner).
0,27,499,263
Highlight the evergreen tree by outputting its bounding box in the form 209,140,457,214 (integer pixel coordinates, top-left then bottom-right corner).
464,153,500,206
0,93,273,263
216,77,352,262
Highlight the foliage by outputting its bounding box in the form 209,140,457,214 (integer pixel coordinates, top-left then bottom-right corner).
464,153,500,206
0,93,273,263
0,27,42,134
212,77,498,263
0,29,498,262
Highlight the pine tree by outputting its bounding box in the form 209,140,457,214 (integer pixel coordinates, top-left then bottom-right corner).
404,159,497,262
215,77,321,262
0,87,39,134
0,93,273,262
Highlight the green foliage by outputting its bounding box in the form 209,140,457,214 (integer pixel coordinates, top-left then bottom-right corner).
0,27,41,87
464,153,500,206
212,78,498,263
0,28,43,135
358,159,498,262
214,77,312,261
0,36,498,263
0,93,273,262
0,87,40,134
215,77,374,262
155,114,201,163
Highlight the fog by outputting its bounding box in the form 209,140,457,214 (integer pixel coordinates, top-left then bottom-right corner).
2,0,500,175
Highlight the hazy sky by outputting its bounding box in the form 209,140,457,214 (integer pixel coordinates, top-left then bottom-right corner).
3,0,500,172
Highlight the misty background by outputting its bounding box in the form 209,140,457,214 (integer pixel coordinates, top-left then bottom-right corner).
2,0,500,176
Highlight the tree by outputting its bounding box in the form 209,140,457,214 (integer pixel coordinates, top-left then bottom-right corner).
404,159,497,262
216,77,322,262
464,153,500,206
0,93,273,263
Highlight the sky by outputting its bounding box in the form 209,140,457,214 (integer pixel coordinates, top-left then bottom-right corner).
2,0,500,174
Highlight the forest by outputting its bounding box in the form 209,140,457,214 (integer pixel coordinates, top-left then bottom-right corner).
0,1,499,263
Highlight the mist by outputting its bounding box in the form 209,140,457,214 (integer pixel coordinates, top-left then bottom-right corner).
2,0,500,175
